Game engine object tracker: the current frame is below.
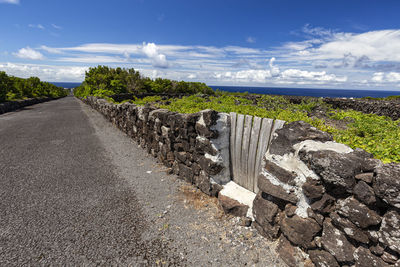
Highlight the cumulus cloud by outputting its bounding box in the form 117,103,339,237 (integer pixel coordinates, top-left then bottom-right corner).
372,72,400,83
213,57,346,85
13,47,44,60
280,69,347,83
142,42,169,68
386,72,400,82
372,72,384,82
284,29,400,63
269,57,280,77
214,69,272,83
0,0,19,4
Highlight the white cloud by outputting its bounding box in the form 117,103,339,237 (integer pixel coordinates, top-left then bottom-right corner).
142,42,169,68
28,24,45,30
13,47,44,60
44,43,142,55
372,72,384,82
6,27,400,89
0,0,19,4
214,69,272,83
224,46,262,55
212,57,346,85
372,72,400,84
246,37,256,43
269,57,280,77
40,45,64,54
387,72,400,82
280,69,347,83
51,24,62,30
283,29,400,63
302,24,334,38
0,62,87,81
55,55,130,63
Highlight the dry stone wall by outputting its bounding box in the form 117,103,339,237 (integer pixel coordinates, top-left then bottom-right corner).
82,96,231,196
109,93,188,103
82,95,400,266
0,97,61,115
323,98,400,121
254,121,400,267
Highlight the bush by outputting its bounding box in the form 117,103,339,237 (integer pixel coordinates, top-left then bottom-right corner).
0,71,11,102
73,65,215,98
0,72,68,103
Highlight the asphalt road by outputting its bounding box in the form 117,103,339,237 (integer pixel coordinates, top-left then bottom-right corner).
0,96,184,266
0,96,286,266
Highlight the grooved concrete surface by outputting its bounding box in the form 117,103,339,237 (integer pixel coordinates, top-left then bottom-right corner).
0,97,286,266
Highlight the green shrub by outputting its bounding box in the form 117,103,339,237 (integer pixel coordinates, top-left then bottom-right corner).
0,71,68,103
329,110,400,163
73,65,215,98
0,71,11,102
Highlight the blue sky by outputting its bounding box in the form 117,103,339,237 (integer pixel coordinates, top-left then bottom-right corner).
1,0,400,89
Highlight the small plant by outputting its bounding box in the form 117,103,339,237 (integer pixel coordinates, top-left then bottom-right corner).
131,96,163,106
329,110,400,163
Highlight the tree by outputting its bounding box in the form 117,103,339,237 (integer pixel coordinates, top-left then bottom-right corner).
74,65,215,98
0,71,12,102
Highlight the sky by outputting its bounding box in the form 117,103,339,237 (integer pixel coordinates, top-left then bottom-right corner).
1,0,400,90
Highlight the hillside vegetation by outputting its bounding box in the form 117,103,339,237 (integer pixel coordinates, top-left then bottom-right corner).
0,71,68,103
73,66,214,98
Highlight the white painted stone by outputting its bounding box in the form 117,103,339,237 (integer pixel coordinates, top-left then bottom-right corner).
261,137,355,218
219,181,257,219
196,113,206,127
196,111,231,185
294,140,353,154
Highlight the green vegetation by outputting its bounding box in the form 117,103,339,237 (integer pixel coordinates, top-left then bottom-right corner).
130,94,400,163
362,95,400,101
72,65,400,163
73,65,214,98
329,110,400,163
0,71,68,103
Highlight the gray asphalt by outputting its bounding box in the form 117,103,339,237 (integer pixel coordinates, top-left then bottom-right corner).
0,96,184,266
0,96,287,267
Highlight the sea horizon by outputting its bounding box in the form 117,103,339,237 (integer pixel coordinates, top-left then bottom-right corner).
50,82,400,98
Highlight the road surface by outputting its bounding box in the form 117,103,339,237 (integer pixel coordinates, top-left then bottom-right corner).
0,96,286,266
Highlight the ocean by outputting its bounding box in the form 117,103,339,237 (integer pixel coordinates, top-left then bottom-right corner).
51,82,82,89
210,85,400,98
50,82,400,98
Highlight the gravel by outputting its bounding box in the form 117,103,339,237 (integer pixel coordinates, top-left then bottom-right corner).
80,99,287,266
